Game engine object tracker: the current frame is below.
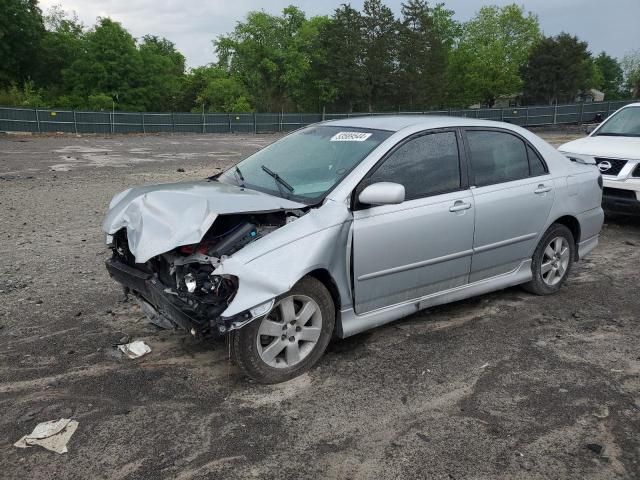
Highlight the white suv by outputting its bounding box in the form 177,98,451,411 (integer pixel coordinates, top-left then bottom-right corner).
559,103,640,215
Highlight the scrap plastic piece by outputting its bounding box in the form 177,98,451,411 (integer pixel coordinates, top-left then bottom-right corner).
14,418,79,454
118,340,151,359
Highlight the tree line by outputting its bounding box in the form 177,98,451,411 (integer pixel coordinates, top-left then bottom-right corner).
1,0,639,113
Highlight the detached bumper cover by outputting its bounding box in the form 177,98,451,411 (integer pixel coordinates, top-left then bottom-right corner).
105,258,225,335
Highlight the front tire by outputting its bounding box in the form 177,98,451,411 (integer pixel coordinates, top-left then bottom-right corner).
522,223,575,295
231,277,335,384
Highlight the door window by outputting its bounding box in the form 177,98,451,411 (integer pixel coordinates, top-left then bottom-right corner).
527,144,548,176
466,130,530,186
368,131,461,200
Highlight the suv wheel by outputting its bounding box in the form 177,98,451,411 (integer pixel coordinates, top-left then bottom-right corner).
231,277,335,384
523,223,575,295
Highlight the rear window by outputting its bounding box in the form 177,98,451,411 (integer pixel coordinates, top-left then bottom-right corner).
466,131,530,186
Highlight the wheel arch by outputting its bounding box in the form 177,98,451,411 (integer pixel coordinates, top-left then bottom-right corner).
305,268,342,335
551,215,581,259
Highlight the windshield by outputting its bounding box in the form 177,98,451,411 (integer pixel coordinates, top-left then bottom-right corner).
595,106,640,137
218,125,392,203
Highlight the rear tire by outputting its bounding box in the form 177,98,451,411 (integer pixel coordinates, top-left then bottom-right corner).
522,223,575,296
231,277,335,384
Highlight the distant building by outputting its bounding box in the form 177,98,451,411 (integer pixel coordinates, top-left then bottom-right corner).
493,94,521,108
469,93,521,109
576,89,605,103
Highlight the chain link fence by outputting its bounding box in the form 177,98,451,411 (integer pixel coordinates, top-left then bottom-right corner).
0,100,634,135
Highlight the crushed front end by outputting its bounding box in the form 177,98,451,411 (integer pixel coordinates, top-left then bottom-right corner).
105,212,290,337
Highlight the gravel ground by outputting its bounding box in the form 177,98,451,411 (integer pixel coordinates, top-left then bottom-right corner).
0,131,639,479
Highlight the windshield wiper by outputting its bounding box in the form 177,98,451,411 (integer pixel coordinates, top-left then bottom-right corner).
233,165,245,186
261,165,294,192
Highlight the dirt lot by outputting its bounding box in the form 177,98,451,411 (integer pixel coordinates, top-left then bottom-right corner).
1,131,639,479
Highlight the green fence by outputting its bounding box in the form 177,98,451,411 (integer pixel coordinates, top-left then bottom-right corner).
0,100,635,135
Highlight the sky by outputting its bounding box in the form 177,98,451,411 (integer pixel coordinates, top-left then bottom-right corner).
39,0,640,68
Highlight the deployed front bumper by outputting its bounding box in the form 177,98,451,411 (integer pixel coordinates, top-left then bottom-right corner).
105,258,223,336
106,257,274,337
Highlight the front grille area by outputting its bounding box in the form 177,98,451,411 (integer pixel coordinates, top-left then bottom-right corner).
603,187,637,200
633,164,640,177
594,157,627,176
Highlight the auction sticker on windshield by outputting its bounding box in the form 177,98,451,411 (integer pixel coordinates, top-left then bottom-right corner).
330,131,373,142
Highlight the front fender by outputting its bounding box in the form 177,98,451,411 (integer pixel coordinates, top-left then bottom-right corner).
216,201,353,319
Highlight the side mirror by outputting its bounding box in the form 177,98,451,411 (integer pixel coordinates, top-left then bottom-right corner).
358,182,405,206
585,124,597,134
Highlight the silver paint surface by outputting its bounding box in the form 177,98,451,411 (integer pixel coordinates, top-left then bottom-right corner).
103,117,604,336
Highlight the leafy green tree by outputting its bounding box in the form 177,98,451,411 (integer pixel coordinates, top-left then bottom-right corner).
621,50,640,98
196,76,251,112
448,4,541,107
34,6,84,100
87,93,114,111
1,1,633,113
0,81,44,107
396,0,447,110
287,15,335,111
176,66,214,111
63,18,143,110
521,33,594,104
0,0,45,86
317,5,366,112
430,3,461,51
189,66,252,112
216,6,325,111
593,52,624,100
138,35,186,111
361,0,398,111
0,85,25,106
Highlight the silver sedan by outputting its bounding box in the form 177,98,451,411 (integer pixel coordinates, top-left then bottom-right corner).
103,116,604,383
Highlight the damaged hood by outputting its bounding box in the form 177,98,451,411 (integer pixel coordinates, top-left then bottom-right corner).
102,180,305,263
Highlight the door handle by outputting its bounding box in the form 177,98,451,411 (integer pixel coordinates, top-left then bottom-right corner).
449,201,472,212
534,184,552,194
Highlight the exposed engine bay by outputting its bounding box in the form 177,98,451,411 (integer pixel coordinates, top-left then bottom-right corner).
109,210,304,336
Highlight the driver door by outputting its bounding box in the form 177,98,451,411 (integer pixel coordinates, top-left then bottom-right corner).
352,130,475,314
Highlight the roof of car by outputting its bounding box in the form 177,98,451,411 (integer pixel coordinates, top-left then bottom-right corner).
321,115,515,132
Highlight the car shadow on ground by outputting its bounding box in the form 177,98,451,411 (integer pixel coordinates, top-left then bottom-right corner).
324,285,523,359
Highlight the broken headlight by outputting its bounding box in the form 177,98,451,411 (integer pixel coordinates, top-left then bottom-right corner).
183,273,197,293
177,266,238,300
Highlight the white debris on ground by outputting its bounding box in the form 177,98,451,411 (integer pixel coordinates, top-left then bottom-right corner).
117,340,151,359
14,418,79,454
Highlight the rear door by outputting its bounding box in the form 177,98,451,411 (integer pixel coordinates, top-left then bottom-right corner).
463,129,555,282
352,130,475,314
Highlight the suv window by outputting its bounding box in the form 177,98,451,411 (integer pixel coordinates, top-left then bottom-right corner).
466,130,530,186
368,131,461,200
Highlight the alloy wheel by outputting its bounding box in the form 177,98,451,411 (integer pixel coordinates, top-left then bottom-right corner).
256,295,323,368
541,236,570,286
